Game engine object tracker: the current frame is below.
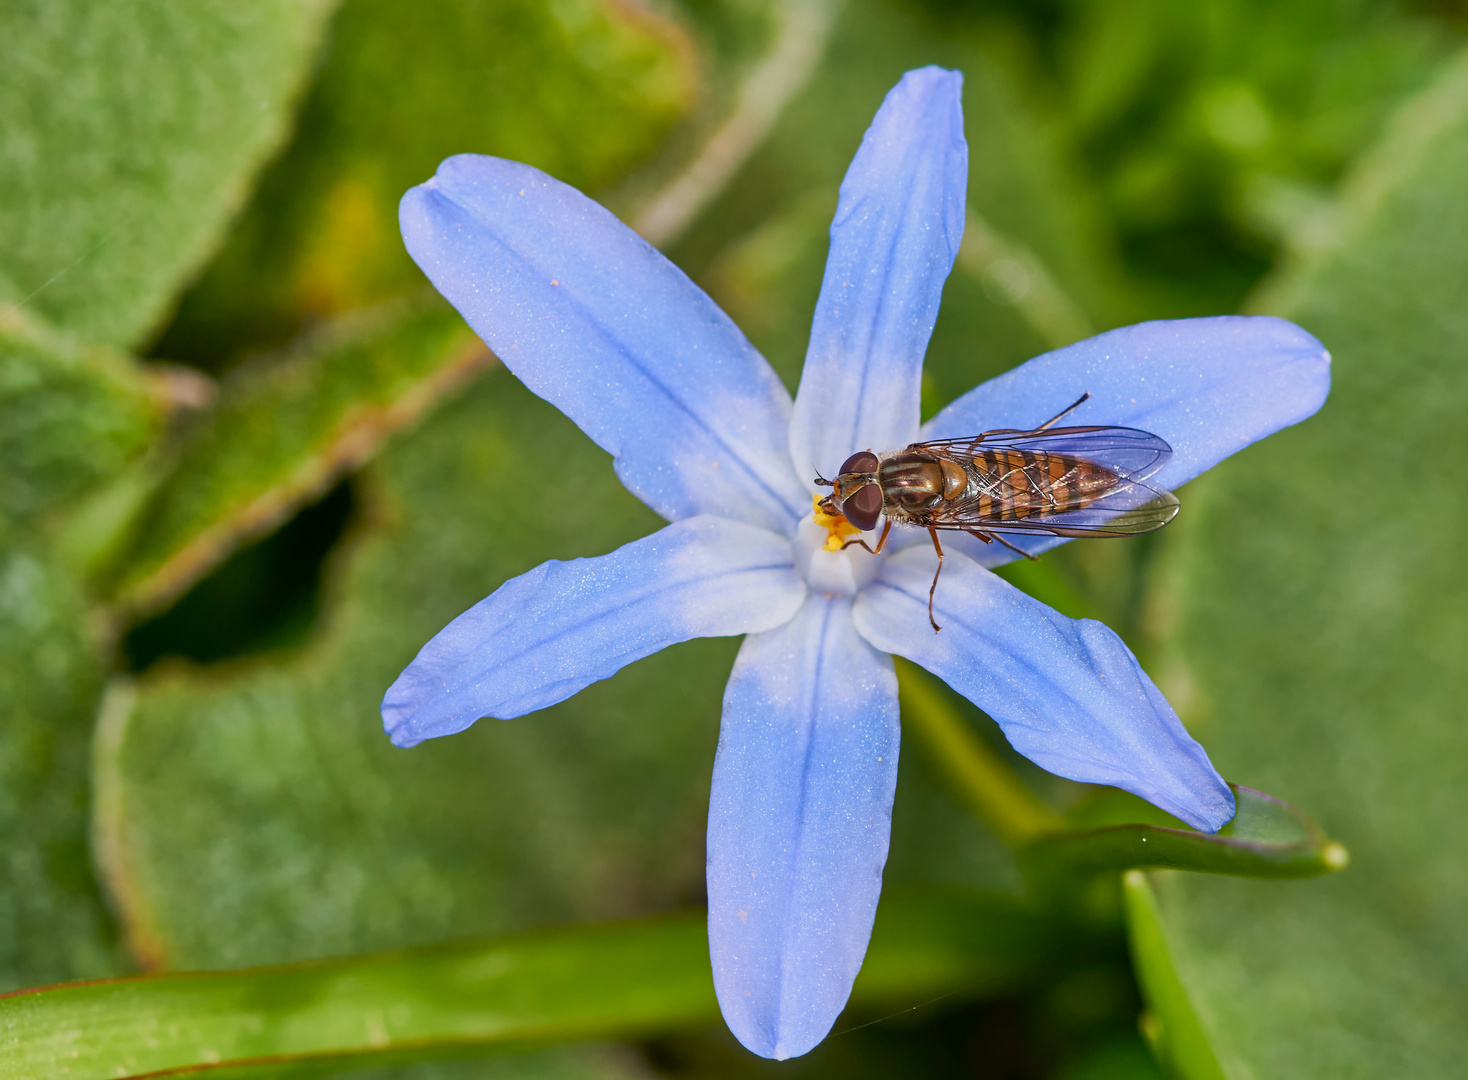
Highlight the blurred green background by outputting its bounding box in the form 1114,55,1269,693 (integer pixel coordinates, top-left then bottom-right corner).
3,0,1468,1077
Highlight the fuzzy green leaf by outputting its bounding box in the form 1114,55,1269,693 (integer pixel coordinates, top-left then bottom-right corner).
1147,48,1468,1078
0,315,159,991
154,0,696,371
112,295,487,616
0,543,121,991
0,313,162,532
97,369,679,971
0,0,337,348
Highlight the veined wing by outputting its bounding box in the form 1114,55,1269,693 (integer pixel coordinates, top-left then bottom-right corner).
916,425,1172,483
925,476,1180,537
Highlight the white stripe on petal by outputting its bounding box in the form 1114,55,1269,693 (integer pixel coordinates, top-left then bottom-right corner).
789,67,968,483
708,594,900,1060
402,156,809,533
382,516,804,746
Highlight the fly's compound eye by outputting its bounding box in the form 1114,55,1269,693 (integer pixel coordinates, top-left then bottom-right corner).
838,451,879,476
841,482,883,531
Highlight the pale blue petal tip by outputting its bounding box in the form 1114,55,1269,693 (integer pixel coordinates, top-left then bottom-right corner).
924,315,1331,490
915,314,1332,566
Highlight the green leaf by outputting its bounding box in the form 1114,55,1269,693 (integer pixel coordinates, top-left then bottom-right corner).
0,542,122,990
1024,786,1347,891
895,658,1064,847
0,889,1052,1079
1143,48,1468,1077
896,655,1346,885
1049,0,1457,315
96,368,688,971
0,231,163,1004
0,312,162,533
0,0,338,348
112,294,487,617
153,0,696,370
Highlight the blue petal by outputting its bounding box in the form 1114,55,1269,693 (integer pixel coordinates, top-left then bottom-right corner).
788,67,968,482
853,547,1234,832
382,517,805,748
707,595,900,1060
400,156,809,534
911,316,1330,563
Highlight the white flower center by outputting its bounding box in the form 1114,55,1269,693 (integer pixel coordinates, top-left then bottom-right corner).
791,513,886,597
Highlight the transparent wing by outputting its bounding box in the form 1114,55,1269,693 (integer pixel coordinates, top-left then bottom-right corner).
945,487,1186,537
915,425,1172,483
914,425,1179,538
930,484,1180,538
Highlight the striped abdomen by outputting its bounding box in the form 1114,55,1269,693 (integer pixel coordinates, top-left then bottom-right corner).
969,448,1117,521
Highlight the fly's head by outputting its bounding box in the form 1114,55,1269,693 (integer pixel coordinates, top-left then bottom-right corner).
812,451,882,550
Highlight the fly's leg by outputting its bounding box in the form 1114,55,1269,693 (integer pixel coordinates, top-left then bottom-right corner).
965,528,1040,562
1036,391,1091,431
840,518,892,556
927,528,945,632
994,533,1040,561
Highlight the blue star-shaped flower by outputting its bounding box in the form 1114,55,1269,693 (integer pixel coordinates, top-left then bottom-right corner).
382,67,1328,1060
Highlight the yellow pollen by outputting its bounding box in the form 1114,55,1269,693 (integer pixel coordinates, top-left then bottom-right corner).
812,493,861,552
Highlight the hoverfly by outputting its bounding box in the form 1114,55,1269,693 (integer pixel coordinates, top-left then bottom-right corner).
814,394,1179,632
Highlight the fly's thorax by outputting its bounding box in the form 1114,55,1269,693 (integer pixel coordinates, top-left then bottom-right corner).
878,451,951,514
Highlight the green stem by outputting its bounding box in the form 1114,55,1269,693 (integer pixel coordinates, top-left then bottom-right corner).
895,658,1063,846
1122,871,1230,1080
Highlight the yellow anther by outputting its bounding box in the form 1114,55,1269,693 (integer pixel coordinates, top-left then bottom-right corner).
812,493,861,551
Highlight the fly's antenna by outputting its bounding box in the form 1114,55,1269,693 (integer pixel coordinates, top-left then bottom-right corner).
813,466,833,487
1036,391,1091,432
